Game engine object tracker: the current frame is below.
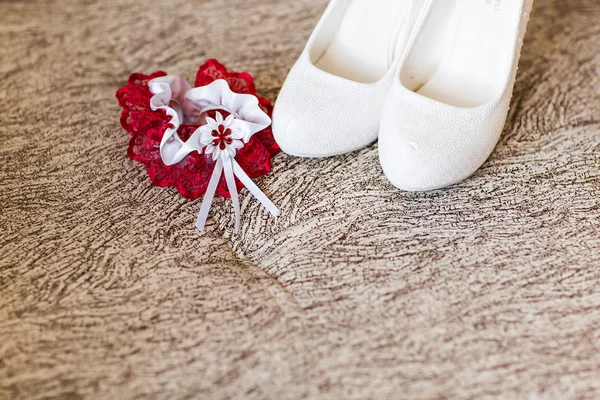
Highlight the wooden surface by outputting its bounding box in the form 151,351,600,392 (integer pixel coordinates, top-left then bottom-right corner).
1,0,600,399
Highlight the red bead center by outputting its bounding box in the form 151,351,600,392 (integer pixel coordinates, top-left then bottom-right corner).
211,124,233,150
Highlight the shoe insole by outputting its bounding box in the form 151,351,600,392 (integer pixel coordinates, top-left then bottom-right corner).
401,0,524,108
314,0,408,83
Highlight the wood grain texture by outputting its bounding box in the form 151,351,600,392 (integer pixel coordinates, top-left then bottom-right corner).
1,0,599,399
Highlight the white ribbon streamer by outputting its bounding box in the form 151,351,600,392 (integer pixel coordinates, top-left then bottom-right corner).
148,75,279,232
195,158,224,232
222,156,241,232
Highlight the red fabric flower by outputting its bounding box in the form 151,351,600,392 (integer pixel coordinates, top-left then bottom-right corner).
116,60,279,199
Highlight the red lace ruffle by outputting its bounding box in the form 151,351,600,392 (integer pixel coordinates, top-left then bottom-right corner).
116,60,279,200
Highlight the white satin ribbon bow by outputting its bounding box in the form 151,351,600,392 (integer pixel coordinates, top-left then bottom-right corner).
148,76,279,232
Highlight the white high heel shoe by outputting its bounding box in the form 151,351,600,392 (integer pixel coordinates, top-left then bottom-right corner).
379,0,534,191
272,0,413,158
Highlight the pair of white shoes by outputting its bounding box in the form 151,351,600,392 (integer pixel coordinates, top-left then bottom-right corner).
272,0,533,191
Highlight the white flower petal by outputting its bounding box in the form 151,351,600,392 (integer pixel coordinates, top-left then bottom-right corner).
215,111,224,125
205,116,217,127
230,130,245,140
224,114,235,126
198,124,213,134
200,130,214,145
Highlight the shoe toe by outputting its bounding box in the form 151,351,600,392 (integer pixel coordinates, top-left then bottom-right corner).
379,136,443,191
271,111,323,157
379,97,503,191
272,54,389,157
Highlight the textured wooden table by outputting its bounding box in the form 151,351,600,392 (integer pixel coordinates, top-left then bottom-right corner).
1,0,599,399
